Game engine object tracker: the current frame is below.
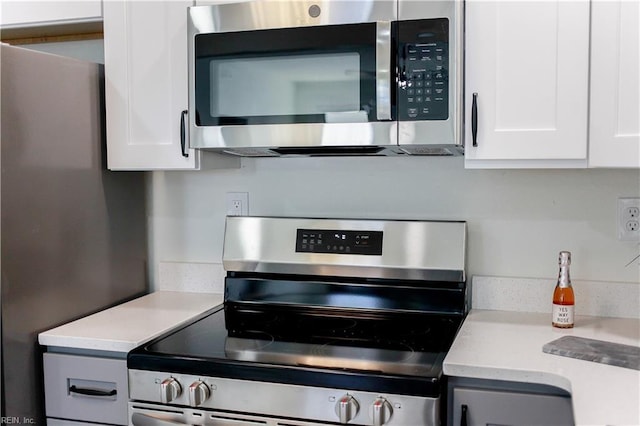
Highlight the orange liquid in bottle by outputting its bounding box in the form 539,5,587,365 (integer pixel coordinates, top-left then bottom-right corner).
553,286,575,306
552,286,575,328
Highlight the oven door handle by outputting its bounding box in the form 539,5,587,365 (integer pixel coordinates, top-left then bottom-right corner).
376,21,392,121
131,413,187,426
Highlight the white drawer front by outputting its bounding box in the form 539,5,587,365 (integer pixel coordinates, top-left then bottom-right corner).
44,353,128,425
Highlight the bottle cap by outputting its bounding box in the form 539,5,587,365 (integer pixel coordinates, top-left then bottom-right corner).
558,251,571,266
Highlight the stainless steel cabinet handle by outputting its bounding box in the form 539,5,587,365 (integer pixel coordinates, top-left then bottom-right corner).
376,21,392,121
69,384,116,398
471,93,478,147
180,110,189,158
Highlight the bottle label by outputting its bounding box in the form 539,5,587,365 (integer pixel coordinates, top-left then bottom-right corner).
552,304,574,326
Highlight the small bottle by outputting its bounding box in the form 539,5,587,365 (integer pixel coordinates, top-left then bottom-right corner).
552,251,575,328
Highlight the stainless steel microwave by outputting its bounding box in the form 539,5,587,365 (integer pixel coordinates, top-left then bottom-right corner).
187,0,463,157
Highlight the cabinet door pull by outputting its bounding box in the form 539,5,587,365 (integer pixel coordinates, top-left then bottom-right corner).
461,404,468,426
69,384,117,398
180,110,189,158
471,93,478,147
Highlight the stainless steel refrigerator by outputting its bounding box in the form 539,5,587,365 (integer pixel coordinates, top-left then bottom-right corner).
1,44,148,422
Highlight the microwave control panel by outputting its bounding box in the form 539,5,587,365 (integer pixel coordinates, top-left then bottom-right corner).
397,19,449,121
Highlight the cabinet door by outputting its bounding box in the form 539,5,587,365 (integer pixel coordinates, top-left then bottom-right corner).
589,1,640,168
0,1,102,27
452,387,573,426
464,1,589,167
104,0,199,170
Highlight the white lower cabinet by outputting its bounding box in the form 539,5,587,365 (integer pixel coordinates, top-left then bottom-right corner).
43,353,128,426
588,0,640,168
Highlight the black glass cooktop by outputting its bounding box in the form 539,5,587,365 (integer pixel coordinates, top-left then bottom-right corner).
128,304,463,397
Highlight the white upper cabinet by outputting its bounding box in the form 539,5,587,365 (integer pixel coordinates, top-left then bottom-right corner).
103,1,238,170
464,1,590,168
589,1,639,168
0,1,102,27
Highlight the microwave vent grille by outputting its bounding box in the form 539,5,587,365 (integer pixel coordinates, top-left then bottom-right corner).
400,146,460,156
222,149,279,157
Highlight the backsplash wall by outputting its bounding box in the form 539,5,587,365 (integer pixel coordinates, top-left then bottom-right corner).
148,156,640,288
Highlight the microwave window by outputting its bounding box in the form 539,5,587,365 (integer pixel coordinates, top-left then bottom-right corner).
209,53,361,118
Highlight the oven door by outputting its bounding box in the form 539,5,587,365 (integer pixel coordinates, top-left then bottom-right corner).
130,402,340,426
187,4,396,154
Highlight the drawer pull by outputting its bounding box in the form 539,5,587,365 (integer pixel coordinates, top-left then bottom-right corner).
69,385,117,398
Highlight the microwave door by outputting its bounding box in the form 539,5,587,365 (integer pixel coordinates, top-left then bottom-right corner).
189,20,398,152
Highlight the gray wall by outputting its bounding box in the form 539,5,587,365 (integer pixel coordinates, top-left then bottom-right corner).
149,156,640,286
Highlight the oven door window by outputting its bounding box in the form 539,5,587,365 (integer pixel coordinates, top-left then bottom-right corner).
194,22,385,126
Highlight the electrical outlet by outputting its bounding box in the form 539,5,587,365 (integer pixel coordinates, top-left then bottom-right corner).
618,198,640,240
226,192,249,216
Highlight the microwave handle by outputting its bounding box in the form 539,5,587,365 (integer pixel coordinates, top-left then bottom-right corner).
376,21,392,121
180,110,189,158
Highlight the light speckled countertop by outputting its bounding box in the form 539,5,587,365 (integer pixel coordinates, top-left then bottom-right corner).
444,310,640,426
38,291,223,352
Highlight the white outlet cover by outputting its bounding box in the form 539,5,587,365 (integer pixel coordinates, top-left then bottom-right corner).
618,197,640,241
226,192,249,216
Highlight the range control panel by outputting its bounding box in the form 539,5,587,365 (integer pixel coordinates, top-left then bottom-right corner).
397,18,449,121
295,229,383,255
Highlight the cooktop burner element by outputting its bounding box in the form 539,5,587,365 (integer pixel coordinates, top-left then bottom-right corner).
128,217,468,426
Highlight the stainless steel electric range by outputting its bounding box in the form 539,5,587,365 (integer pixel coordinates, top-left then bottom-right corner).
128,217,468,426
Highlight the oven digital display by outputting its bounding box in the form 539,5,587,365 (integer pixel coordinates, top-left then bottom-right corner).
295,229,383,255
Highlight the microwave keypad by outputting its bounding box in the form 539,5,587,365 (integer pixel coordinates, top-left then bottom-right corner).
399,41,449,121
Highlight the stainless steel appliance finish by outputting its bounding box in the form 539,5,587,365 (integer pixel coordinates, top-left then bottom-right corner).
222,336,440,375
1,44,147,422
223,216,466,281
127,217,467,426
187,0,463,157
129,370,439,426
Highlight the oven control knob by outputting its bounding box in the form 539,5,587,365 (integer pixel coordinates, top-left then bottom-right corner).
369,397,393,426
189,380,210,407
335,394,359,424
159,377,182,403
